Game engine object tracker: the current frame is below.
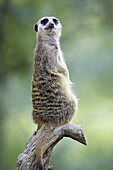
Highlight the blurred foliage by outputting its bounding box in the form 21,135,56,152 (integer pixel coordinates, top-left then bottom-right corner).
0,0,113,169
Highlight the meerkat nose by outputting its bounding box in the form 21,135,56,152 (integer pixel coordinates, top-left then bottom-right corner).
49,23,54,28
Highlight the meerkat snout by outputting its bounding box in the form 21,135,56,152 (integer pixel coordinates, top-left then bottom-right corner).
45,22,55,30
48,23,54,29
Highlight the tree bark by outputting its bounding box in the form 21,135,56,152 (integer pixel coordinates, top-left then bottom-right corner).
16,123,87,170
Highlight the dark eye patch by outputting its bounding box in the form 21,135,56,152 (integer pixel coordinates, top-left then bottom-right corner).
41,18,49,25
53,18,58,25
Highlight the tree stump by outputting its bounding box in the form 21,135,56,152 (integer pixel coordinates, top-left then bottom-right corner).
16,123,87,170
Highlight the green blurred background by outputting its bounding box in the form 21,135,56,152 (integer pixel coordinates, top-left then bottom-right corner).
0,0,113,169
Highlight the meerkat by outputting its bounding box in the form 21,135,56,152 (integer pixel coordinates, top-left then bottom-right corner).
32,16,78,170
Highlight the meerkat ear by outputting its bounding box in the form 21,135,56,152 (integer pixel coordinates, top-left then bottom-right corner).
34,23,38,32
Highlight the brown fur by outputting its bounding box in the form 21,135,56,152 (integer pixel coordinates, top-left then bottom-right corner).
32,16,78,169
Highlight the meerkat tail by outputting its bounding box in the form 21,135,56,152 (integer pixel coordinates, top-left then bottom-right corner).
35,123,55,170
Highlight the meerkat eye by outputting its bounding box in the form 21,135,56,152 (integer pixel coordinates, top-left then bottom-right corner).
41,18,49,26
53,18,59,25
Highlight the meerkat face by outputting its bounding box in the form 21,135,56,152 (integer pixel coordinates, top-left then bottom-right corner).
34,16,62,39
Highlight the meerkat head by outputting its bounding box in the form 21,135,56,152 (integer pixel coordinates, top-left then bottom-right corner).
34,16,62,40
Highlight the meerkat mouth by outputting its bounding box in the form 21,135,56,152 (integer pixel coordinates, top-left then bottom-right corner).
45,27,54,30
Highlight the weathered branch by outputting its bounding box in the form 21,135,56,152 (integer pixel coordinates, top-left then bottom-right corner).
16,123,87,170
